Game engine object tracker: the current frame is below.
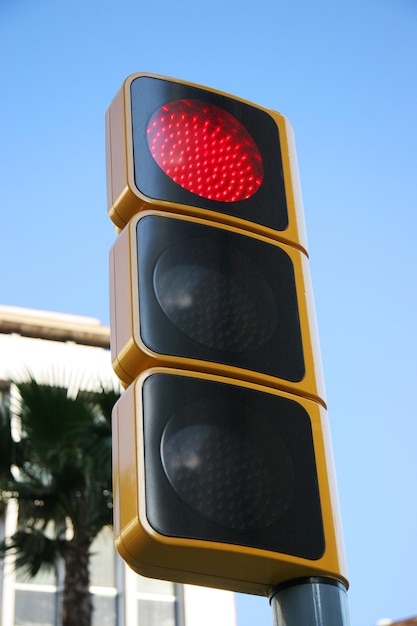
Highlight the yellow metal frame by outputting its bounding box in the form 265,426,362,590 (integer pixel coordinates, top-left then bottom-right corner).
107,73,349,595
105,72,308,255
109,209,326,407
112,368,348,596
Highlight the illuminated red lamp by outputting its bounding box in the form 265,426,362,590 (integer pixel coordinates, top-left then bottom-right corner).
106,73,309,252
147,99,264,202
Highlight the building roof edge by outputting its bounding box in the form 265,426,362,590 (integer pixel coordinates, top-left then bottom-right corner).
0,305,110,349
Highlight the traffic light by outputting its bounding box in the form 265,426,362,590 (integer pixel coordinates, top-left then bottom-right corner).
112,369,346,594
109,209,325,403
106,73,307,253
107,73,348,595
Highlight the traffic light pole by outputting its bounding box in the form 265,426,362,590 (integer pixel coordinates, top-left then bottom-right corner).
270,577,351,626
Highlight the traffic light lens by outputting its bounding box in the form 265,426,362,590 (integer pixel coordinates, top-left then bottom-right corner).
146,99,264,202
138,215,306,382
144,373,325,559
153,237,277,352
161,398,294,531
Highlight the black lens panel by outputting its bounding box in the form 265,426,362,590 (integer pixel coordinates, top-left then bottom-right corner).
154,237,277,353
161,403,294,531
131,76,288,232
143,373,325,560
138,215,305,383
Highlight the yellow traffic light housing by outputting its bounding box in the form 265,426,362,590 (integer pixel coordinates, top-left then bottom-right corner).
109,210,325,405
112,369,347,596
106,73,307,254
106,73,348,595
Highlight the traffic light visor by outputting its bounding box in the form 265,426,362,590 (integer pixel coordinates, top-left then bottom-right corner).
112,370,348,594
107,73,309,252
110,210,326,402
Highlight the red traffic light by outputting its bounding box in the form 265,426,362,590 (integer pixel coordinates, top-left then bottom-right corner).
105,73,307,252
147,99,264,202
107,74,347,596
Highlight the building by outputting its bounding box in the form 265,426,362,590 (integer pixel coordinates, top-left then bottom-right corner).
376,617,417,626
0,305,237,626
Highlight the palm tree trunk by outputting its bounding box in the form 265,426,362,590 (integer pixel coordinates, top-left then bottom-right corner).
61,539,93,626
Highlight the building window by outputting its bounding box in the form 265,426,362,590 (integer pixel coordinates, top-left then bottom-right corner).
14,585,57,626
136,575,177,626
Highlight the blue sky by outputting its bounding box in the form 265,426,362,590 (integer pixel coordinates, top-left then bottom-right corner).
1,1,417,625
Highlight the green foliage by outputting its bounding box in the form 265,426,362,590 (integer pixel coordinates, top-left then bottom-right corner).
0,375,119,579
3,528,60,579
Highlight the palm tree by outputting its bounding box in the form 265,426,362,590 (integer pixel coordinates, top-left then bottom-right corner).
0,375,119,626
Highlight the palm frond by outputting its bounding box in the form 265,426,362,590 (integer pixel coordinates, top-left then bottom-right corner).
0,529,62,578
0,372,118,591
0,401,17,480
16,378,96,448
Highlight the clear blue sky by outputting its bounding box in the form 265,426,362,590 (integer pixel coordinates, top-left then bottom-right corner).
1,1,417,625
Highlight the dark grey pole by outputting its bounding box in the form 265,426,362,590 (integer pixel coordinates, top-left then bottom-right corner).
270,577,351,626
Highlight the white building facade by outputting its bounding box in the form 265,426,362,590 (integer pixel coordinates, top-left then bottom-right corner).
0,305,237,626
